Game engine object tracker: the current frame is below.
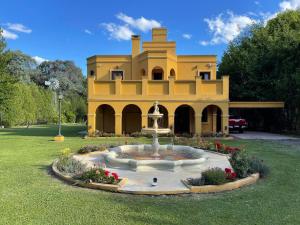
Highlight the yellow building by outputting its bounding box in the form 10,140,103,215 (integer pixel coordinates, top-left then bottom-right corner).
87,28,283,136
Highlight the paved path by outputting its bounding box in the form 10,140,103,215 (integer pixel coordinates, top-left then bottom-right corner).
231,131,299,140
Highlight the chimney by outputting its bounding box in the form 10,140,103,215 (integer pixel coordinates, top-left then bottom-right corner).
131,35,140,57
152,28,167,42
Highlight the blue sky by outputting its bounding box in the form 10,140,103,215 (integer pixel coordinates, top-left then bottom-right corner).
1,0,299,74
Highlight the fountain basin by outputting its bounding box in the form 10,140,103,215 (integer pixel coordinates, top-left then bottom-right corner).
142,128,171,134
104,145,207,171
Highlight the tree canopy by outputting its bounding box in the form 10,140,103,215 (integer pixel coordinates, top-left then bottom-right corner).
219,10,300,131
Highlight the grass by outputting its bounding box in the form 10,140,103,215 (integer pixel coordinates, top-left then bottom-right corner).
0,125,300,225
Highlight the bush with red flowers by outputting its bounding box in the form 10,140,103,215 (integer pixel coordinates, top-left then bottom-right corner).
75,168,120,184
224,168,237,180
213,141,242,154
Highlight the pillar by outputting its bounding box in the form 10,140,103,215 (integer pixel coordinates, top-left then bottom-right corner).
87,113,96,136
142,114,148,129
195,114,202,136
212,107,217,133
115,113,122,135
168,114,175,133
142,75,148,96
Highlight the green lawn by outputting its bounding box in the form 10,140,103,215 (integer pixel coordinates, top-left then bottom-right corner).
0,125,299,225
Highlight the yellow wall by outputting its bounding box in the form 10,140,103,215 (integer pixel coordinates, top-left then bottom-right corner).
87,27,230,136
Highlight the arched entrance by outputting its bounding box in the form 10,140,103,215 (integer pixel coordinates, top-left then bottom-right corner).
152,67,164,80
201,105,222,134
174,105,195,135
96,104,115,133
148,105,168,128
122,104,142,134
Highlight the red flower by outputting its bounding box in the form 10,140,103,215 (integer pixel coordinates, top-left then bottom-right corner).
214,141,222,150
231,172,237,179
225,168,232,173
104,170,110,177
112,172,119,180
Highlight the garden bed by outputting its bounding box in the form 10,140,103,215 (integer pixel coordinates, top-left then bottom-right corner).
181,173,259,193
52,159,127,192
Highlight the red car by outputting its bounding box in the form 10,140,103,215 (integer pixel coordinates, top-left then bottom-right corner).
229,115,248,133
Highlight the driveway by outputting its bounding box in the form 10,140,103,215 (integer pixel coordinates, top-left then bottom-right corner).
231,131,299,140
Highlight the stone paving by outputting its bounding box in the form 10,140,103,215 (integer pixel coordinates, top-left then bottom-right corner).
231,131,299,140
74,151,232,194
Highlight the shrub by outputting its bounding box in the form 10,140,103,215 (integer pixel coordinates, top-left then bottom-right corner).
75,168,119,184
78,145,107,154
249,157,270,178
200,168,228,185
56,156,86,175
229,150,251,178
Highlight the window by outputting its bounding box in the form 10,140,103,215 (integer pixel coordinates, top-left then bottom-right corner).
90,70,95,76
202,108,208,122
200,71,211,80
111,70,124,80
152,67,164,80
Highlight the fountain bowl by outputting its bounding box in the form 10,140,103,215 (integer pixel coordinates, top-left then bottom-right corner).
142,128,171,134
104,145,207,171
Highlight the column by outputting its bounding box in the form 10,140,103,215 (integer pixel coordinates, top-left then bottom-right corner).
212,107,217,133
87,114,96,136
142,114,148,128
115,113,122,135
221,114,229,135
195,114,202,136
168,114,175,133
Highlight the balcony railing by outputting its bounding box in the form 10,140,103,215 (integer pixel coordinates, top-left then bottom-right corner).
88,76,229,100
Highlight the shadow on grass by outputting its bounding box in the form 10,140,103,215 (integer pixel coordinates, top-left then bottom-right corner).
0,124,85,137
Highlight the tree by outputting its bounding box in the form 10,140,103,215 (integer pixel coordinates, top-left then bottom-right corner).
219,10,300,131
6,50,37,83
34,60,85,95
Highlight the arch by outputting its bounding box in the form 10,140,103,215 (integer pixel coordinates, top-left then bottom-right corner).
174,104,195,135
122,104,142,134
170,68,175,77
152,66,164,80
96,104,115,133
147,105,169,128
201,105,223,134
140,68,146,76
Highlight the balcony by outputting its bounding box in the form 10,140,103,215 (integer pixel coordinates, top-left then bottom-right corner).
88,75,229,101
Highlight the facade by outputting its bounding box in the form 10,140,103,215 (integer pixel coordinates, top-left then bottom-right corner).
87,28,283,136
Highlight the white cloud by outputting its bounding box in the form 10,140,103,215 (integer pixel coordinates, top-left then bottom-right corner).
254,1,260,5
201,11,257,45
116,13,161,32
84,29,92,35
32,56,48,65
101,23,134,41
2,29,18,40
182,33,192,39
279,0,300,11
6,23,32,33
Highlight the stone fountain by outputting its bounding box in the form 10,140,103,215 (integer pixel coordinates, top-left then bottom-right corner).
104,101,207,171
141,101,171,157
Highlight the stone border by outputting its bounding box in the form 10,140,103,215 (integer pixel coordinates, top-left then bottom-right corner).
52,159,127,192
52,159,260,195
181,173,260,193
